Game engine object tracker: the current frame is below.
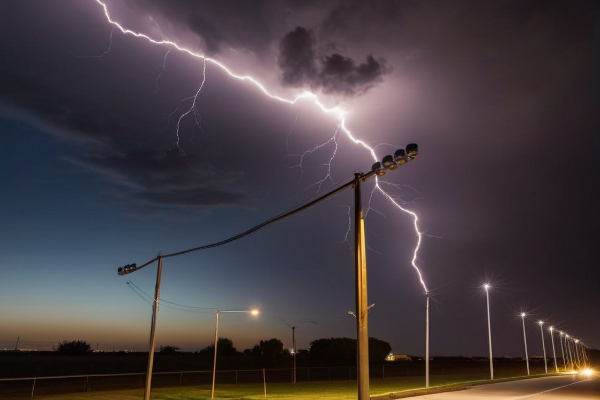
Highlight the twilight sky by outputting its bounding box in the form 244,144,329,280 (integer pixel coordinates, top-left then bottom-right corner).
1,0,599,358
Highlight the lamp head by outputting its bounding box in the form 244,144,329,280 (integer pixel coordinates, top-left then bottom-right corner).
371,161,386,176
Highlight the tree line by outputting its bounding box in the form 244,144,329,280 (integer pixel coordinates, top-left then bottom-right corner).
54,337,392,369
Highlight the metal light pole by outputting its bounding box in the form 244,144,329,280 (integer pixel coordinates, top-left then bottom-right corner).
566,335,574,370
573,339,581,368
354,172,370,400
425,292,430,388
549,327,558,373
271,316,317,384
484,284,494,380
212,309,259,400
559,331,566,371
521,313,530,376
538,321,548,374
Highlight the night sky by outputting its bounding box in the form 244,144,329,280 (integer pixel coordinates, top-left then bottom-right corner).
1,1,599,359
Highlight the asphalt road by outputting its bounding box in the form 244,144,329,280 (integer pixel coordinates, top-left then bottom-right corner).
418,373,599,399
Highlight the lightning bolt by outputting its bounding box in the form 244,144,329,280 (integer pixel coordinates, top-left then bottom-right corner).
92,0,429,294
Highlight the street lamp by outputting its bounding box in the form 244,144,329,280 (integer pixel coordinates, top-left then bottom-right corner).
559,331,566,371
521,313,530,376
538,321,548,374
271,317,318,383
484,284,494,380
549,326,558,373
212,309,259,400
566,334,574,370
574,339,582,368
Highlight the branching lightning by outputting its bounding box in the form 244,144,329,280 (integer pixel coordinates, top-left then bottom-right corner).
93,0,429,294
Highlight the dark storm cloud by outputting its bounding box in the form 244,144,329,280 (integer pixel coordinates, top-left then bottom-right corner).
278,27,388,96
67,150,254,208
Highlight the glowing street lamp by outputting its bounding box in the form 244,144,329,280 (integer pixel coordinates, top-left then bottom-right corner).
521,313,530,376
559,331,566,370
272,316,318,383
549,326,558,373
212,309,259,400
484,284,494,380
573,339,581,368
566,334,574,369
538,321,548,374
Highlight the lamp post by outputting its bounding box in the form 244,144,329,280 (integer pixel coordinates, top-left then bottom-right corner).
566,334,573,370
212,309,259,400
425,292,430,388
538,321,548,374
484,284,494,380
521,313,530,376
574,339,582,368
559,331,566,371
549,326,558,373
272,317,317,383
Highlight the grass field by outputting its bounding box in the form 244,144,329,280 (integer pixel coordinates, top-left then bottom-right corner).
13,372,558,400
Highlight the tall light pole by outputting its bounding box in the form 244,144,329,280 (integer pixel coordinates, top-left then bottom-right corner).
355,144,419,400
549,326,558,373
559,331,566,371
574,339,582,368
566,334,574,370
521,313,530,376
212,309,259,400
271,316,317,383
425,292,430,388
538,321,548,374
484,284,494,380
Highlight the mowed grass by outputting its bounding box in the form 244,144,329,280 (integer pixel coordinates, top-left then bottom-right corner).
26,373,553,400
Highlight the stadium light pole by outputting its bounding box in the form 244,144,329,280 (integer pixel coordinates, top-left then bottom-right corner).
354,143,419,400
484,284,494,380
539,321,548,373
212,309,259,400
549,326,558,373
521,313,530,376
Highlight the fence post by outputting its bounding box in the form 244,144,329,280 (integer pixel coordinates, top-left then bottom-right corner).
84,375,89,392
382,365,385,379
179,372,183,386
262,368,267,399
236,370,238,384
31,378,36,397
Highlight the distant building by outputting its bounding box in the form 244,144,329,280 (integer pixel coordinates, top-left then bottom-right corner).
386,353,412,361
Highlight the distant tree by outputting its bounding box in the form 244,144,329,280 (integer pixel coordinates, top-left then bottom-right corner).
250,338,290,368
308,336,392,366
309,337,356,366
159,345,180,354
54,340,92,356
368,337,392,364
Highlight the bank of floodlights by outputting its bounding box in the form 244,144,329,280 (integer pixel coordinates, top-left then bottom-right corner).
371,143,418,176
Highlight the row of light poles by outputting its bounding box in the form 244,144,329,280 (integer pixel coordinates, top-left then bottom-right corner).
485,284,590,380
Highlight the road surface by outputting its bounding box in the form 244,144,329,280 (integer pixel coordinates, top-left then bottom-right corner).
418,373,598,399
